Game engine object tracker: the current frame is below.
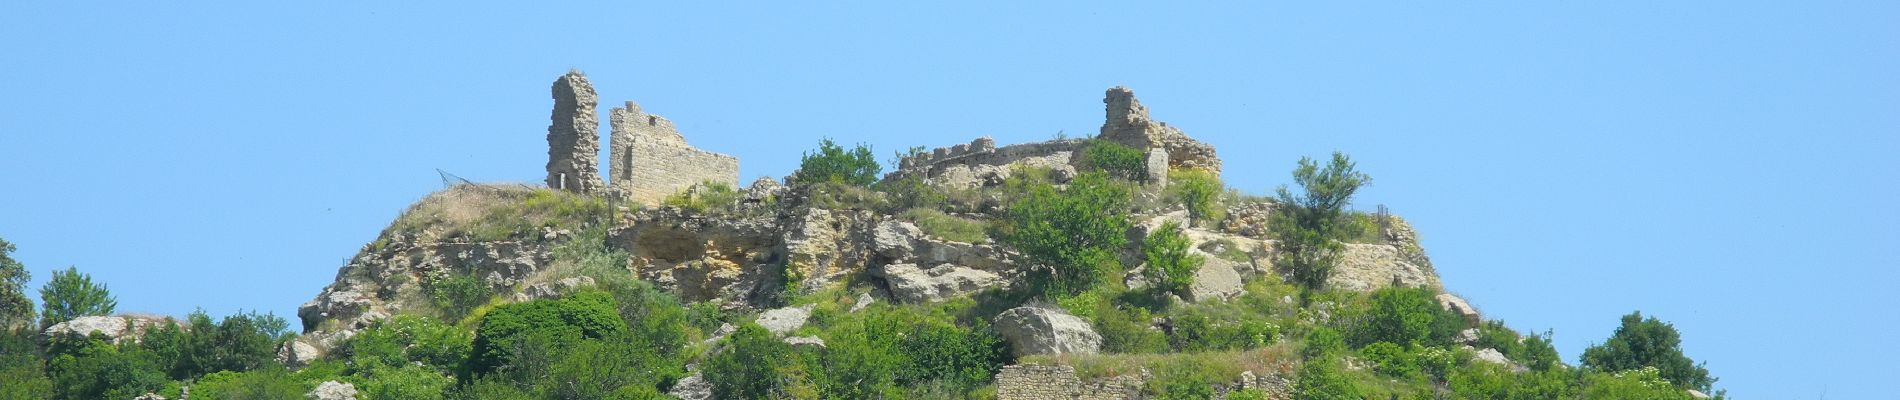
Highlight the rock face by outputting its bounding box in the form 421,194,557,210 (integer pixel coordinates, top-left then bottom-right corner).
877,263,1005,303
1468,346,1528,373
43,315,170,343
1436,293,1481,326
1329,243,1442,292
756,304,814,336
668,373,712,400
608,99,739,206
993,306,1102,357
545,71,602,194
1183,257,1243,303
511,276,596,302
277,339,321,368
307,381,359,400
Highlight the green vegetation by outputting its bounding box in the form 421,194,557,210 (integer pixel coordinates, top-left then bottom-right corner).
1270,151,1371,290
902,208,989,243
1582,311,1718,393
1141,221,1202,300
1168,168,1224,225
425,271,492,322
0,238,32,330
37,266,115,330
1001,171,1133,298
662,181,742,214
465,290,626,378
1347,286,1465,348
795,138,881,186
1080,139,1148,181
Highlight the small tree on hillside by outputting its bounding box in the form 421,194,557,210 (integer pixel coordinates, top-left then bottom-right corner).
0,238,34,330
38,266,115,329
1582,311,1717,393
1271,152,1370,290
1141,221,1203,300
1002,172,1133,298
794,138,881,187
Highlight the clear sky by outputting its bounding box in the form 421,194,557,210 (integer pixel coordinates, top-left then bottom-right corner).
2,2,1894,397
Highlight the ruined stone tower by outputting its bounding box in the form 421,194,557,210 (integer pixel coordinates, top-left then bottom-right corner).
1098,86,1222,176
545,71,604,193
609,100,739,206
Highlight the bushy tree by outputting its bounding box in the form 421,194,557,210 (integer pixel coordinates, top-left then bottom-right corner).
1351,287,1463,348
47,335,166,400
359,364,453,400
0,327,52,399
1293,358,1360,400
1171,169,1224,224
340,315,471,374
1270,152,1370,290
704,323,797,399
37,266,115,329
1579,366,1701,399
466,290,626,378
795,138,881,186
1582,311,1716,393
1080,140,1148,181
1142,221,1203,300
0,238,33,330
1001,172,1133,297
173,310,290,378
189,369,304,400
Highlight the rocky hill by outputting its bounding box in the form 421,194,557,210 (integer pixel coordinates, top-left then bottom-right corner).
11,72,1722,400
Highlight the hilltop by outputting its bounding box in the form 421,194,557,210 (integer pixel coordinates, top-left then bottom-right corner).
2,72,1723,400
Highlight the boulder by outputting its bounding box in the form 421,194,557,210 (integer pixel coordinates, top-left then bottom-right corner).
1436,293,1481,326
132,393,166,400
277,338,322,369
783,335,827,349
993,306,1102,357
669,373,712,400
871,221,921,259
878,263,1004,303
1687,389,1711,399
307,381,359,400
755,304,814,336
1183,254,1243,302
1467,346,1528,373
43,315,168,343
849,293,876,312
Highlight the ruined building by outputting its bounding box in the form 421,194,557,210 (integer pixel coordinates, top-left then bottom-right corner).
543,72,739,205
885,86,1220,189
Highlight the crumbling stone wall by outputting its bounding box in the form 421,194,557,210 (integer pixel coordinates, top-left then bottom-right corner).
546,71,604,193
608,100,740,206
1098,86,1222,175
995,365,1145,400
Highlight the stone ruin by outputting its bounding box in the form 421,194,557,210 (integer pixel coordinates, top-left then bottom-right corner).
885,86,1220,189
542,71,739,206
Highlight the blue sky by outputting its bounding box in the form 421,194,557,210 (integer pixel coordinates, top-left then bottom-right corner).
2,2,1894,397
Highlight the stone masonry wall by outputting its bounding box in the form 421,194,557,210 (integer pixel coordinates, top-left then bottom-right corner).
546,71,603,193
608,100,739,206
996,365,1144,400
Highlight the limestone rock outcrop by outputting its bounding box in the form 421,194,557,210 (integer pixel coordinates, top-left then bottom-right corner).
756,304,814,336
993,306,1102,357
307,381,359,400
546,71,602,194
1436,293,1481,326
511,276,596,302
877,263,1005,304
43,315,170,343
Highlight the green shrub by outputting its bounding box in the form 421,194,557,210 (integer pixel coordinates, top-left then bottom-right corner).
1579,366,1702,399
467,189,609,242
805,181,889,211
795,138,881,187
704,323,800,399
1359,341,1416,378
448,377,535,400
1581,311,1717,393
1001,172,1133,298
191,368,306,400
1228,388,1269,400
1350,287,1463,348
661,181,741,214
1094,305,1168,354
1447,363,1577,400
1269,152,1370,290
1301,327,1345,361
1339,211,1386,244
425,272,492,321
1168,169,1224,225
37,266,115,330
1293,358,1360,400
0,328,51,399
1080,140,1147,181
47,336,167,400
1167,310,1276,353
1520,330,1562,372
466,290,627,378
814,306,1009,398
539,337,676,400
685,301,731,338
1142,221,1203,300
360,364,452,400
339,315,470,374
903,208,989,243
162,310,291,379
